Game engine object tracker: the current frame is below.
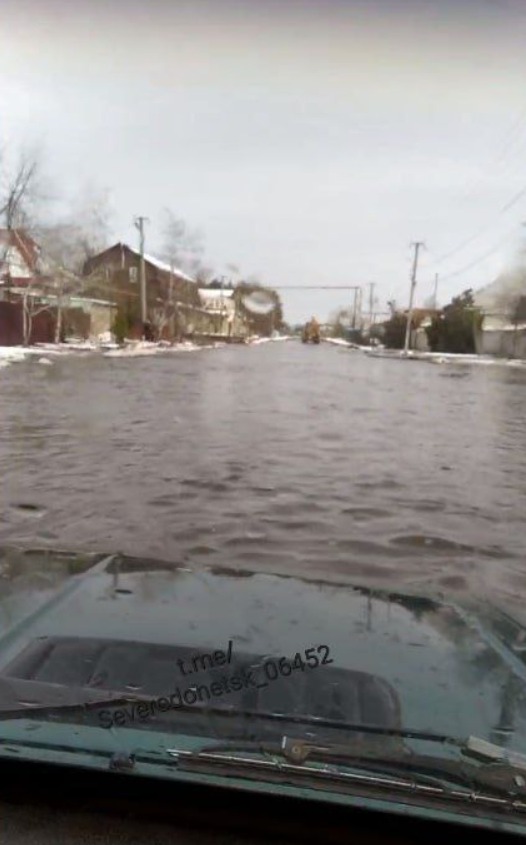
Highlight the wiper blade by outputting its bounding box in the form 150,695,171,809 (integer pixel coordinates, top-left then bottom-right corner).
0,692,463,743
190,733,526,769
172,734,424,764
0,696,141,721
168,735,526,805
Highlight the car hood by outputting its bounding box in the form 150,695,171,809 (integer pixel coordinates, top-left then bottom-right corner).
0,553,525,751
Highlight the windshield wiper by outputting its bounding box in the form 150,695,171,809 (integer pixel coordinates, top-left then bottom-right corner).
187,732,526,768
4,694,526,789
0,695,463,740
0,696,142,721
166,736,526,812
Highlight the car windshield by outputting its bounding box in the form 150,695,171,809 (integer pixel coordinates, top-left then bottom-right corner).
1,0,526,840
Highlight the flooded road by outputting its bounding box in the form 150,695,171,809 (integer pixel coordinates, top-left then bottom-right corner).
1,341,525,606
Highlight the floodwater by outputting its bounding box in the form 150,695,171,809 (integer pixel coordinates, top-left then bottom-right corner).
1,341,525,609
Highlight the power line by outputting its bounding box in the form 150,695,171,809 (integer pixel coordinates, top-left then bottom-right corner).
426,100,526,266
439,234,515,281
500,187,526,214
432,180,526,266
490,104,526,169
454,102,526,203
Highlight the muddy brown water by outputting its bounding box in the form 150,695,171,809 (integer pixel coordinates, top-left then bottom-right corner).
0,342,525,617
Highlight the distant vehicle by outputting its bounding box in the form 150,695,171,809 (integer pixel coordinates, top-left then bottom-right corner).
301,317,321,344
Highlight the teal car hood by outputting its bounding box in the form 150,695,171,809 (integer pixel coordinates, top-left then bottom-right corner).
0,554,524,745
1,554,526,835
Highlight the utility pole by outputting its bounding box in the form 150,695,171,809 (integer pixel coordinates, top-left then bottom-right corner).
351,288,358,329
168,259,175,341
357,286,363,329
403,241,424,354
432,273,439,309
368,282,376,327
134,216,149,334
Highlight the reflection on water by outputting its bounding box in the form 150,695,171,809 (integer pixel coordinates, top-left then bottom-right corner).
0,548,103,636
0,343,525,606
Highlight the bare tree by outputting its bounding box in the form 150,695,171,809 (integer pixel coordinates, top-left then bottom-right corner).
158,209,212,339
0,150,41,231
0,151,113,345
150,298,177,342
32,186,113,341
160,209,206,277
36,184,112,274
20,284,50,346
0,149,43,286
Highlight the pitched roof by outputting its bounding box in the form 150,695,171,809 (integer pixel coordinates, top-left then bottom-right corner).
92,242,196,284
0,228,41,272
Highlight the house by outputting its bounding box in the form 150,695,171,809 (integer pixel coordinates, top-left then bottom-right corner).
474,313,526,359
0,228,43,287
83,242,199,338
198,288,236,335
180,287,250,340
0,229,117,344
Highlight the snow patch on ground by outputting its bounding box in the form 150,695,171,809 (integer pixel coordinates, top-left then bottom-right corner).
362,348,526,367
0,346,36,367
247,335,293,345
0,339,219,367
323,337,357,348
322,337,370,350
102,340,222,358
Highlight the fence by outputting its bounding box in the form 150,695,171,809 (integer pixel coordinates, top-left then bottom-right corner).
0,301,90,346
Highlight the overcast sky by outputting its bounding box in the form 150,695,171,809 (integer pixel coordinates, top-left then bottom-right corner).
1,0,526,322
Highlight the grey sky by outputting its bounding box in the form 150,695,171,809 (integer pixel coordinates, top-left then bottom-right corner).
1,0,526,322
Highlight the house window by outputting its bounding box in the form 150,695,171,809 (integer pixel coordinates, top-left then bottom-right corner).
129,267,138,283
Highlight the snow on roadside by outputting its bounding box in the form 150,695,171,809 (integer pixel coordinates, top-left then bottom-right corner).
0,342,100,369
323,339,526,367
323,337,354,348
362,347,526,367
102,340,223,358
1,339,226,367
247,335,293,345
0,347,32,368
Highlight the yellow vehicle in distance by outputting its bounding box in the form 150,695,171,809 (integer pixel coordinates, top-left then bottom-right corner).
301,316,321,344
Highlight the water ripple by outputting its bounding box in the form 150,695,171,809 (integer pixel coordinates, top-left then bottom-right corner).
0,344,525,601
